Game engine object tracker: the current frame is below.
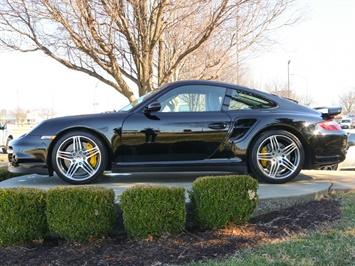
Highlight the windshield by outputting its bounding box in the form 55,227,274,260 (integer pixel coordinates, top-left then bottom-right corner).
119,89,160,112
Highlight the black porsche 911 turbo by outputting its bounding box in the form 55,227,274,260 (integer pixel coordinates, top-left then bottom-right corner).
8,80,347,184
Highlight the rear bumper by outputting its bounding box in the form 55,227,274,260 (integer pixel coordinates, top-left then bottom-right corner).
313,154,346,168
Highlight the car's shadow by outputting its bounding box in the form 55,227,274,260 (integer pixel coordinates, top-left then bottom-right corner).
93,171,313,185
94,171,232,184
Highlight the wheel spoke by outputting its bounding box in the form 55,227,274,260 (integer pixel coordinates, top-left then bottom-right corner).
257,151,273,161
269,136,280,152
84,146,100,159
72,136,83,152
81,161,96,176
282,142,297,156
66,161,80,177
57,150,73,161
282,157,297,172
269,161,280,177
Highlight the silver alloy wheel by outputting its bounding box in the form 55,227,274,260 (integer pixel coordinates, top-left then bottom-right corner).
55,135,102,182
256,134,301,180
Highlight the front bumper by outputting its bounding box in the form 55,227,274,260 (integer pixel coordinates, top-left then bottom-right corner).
7,161,50,175
7,135,52,176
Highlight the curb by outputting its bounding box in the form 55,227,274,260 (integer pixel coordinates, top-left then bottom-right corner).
253,180,332,216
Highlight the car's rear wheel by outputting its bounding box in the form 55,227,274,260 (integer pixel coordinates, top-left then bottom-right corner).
249,130,304,184
51,131,107,184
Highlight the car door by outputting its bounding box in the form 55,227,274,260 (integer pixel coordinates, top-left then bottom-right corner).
117,84,231,163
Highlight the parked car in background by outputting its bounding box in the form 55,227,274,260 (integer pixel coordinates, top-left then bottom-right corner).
0,123,13,154
340,118,352,129
8,80,348,185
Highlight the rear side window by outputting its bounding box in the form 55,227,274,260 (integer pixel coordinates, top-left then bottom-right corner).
227,89,277,110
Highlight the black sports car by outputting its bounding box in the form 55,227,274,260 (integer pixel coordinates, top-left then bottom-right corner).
8,80,347,184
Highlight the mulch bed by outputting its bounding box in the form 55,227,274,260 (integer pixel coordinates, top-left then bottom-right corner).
0,195,342,266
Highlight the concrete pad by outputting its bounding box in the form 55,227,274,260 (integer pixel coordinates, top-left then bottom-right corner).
301,170,355,193
0,171,327,198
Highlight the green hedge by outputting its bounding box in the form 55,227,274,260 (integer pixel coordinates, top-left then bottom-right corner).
120,185,186,238
0,175,259,245
188,175,258,229
0,187,47,246
46,186,117,241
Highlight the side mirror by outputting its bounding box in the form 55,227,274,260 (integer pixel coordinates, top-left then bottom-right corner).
144,102,161,113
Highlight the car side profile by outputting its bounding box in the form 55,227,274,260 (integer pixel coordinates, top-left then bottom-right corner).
8,80,348,184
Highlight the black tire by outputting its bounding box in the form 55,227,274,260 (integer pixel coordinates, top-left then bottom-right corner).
249,130,304,184
51,131,108,184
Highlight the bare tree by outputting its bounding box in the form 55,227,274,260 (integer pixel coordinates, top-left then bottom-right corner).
37,108,56,120
171,0,301,85
0,0,300,102
10,108,28,125
338,88,355,115
262,79,314,106
263,80,295,98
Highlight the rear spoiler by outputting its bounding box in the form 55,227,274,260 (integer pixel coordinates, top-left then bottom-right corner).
313,106,342,119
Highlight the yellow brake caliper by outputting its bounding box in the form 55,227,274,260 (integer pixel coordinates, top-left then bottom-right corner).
86,143,98,167
260,147,268,167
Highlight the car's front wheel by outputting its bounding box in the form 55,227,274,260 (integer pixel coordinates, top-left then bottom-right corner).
51,131,107,184
249,130,304,184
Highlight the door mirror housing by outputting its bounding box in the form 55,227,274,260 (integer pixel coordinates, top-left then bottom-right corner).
144,102,161,113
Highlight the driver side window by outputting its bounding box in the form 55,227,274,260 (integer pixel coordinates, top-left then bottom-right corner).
157,85,226,112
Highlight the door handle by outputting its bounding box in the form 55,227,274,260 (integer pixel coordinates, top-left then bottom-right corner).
208,122,228,130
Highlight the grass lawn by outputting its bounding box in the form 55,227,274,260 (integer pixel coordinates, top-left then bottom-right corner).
0,153,6,162
190,192,355,266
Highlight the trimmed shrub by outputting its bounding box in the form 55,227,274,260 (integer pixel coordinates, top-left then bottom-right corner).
188,175,258,229
0,187,47,246
120,185,186,238
46,186,117,241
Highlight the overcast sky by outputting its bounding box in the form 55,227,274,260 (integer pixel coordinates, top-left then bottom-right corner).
248,0,355,107
1,0,354,117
